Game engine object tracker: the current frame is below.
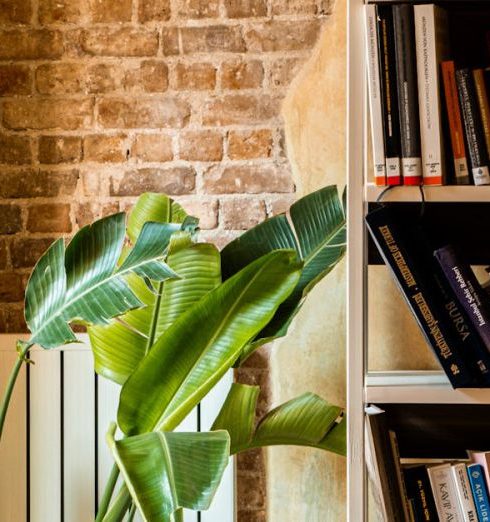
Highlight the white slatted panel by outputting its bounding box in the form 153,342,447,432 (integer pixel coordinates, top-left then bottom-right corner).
64,349,95,521
0,347,27,521
30,349,62,522
200,372,235,522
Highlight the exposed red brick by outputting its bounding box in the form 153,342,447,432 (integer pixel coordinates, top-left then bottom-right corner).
221,60,264,90
0,239,7,269
266,194,296,216
86,63,118,93
271,0,318,15
3,98,94,130
179,131,223,161
0,205,22,234
181,26,246,54
139,0,171,22
176,198,218,229
89,0,132,22
236,475,266,510
97,98,190,129
0,169,79,198
39,0,84,24
11,238,55,269
178,0,219,19
81,28,159,57
221,198,266,229
35,63,85,94
75,202,120,227
236,511,267,522
0,273,24,303
269,58,304,87
0,65,32,95
224,0,267,18
27,203,72,233
0,30,63,60
0,306,27,333
84,134,128,162
0,135,32,165
123,61,169,93
161,28,180,56
39,136,82,164
0,0,33,25
132,134,173,162
228,129,272,159
110,168,196,196
175,62,217,90
203,164,293,194
202,94,279,126
237,449,266,475
244,20,321,52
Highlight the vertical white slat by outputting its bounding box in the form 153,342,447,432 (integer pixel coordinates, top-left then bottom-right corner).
0,346,27,521
200,371,235,522
64,348,95,521
97,375,121,506
30,349,62,522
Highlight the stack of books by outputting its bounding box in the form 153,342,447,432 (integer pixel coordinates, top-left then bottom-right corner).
365,3,490,187
367,410,490,522
366,205,490,388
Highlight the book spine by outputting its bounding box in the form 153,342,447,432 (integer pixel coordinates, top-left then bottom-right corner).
365,5,387,186
428,464,465,521
441,61,471,184
456,68,490,185
452,464,478,522
473,68,490,158
389,431,414,521
377,5,402,185
468,464,490,522
393,4,422,185
404,466,439,521
414,5,448,186
365,207,474,387
434,245,490,353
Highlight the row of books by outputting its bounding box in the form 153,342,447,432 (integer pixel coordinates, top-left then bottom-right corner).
366,205,490,388
365,3,490,187
367,410,490,522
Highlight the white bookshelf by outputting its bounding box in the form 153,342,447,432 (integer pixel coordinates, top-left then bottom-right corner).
347,1,490,520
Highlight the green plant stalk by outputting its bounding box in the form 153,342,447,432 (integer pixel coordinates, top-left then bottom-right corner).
95,463,120,522
127,504,137,521
0,341,31,442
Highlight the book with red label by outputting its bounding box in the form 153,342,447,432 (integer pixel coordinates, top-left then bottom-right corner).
441,61,471,185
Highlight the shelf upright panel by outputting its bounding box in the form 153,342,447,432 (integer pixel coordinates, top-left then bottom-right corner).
347,0,367,520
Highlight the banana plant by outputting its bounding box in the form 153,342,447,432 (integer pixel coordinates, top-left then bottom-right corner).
0,187,347,522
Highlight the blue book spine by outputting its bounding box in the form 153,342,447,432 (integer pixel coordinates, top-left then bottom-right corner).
468,464,490,522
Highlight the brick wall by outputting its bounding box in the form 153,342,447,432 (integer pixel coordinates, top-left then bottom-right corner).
0,1,332,519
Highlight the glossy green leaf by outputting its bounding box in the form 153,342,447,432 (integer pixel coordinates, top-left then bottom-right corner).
212,383,346,456
107,425,230,522
26,214,177,349
118,250,303,435
221,186,346,364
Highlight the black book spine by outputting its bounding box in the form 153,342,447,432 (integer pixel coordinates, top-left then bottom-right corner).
456,68,490,185
434,245,490,353
366,207,474,388
393,4,422,184
404,466,438,521
376,5,402,185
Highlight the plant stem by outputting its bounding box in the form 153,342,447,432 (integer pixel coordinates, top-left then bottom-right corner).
146,281,164,353
95,463,120,522
127,504,137,521
0,340,31,442
101,486,131,522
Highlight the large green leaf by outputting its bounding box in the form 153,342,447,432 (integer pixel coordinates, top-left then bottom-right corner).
118,250,303,435
107,425,230,522
220,185,346,363
26,215,177,349
212,383,346,456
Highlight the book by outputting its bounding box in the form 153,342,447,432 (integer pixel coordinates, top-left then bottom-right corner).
414,4,450,186
404,466,439,521
434,245,490,353
377,5,402,185
366,411,407,521
467,464,490,522
365,5,387,186
470,452,490,493
393,4,422,185
427,463,464,521
452,463,478,522
366,206,474,388
456,69,490,186
473,69,490,159
442,61,471,184
390,430,414,521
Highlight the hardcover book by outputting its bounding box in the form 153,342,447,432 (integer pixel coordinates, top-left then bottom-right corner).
404,466,438,521
452,463,478,522
427,463,464,521
394,4,422,185
473,69,490,159
467,464,490,522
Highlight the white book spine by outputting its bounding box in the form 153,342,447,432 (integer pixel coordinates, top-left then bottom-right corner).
428,464,464,521
452,464,478,522
365,5,386,186
414,5,446,185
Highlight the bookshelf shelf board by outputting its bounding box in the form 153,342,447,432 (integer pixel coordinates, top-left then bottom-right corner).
365,371,490,404
366,184,490,203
